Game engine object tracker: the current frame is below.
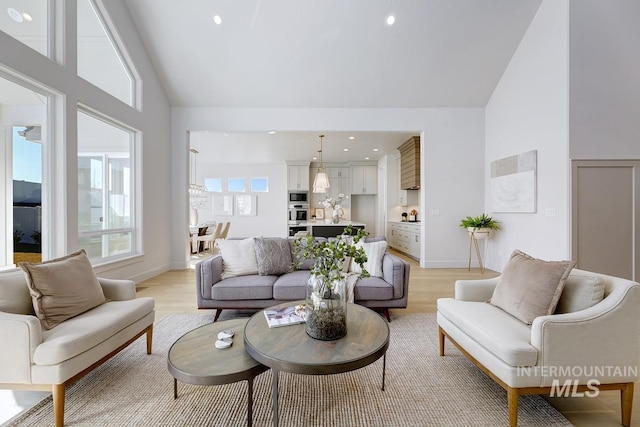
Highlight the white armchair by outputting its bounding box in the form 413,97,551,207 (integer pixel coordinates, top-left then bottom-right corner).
0,269,155,426
437,268,640,427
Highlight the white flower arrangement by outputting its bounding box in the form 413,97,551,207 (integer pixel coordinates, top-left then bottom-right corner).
320,193,346,210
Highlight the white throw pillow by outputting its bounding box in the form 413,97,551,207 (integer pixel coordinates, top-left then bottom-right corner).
217,238,259,279
350,240,387,277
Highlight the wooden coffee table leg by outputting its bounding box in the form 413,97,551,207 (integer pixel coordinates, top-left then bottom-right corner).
272,368,279,427
174,378,178,399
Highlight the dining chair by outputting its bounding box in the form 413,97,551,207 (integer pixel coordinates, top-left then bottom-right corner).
198,222,223,252
219,222,231,239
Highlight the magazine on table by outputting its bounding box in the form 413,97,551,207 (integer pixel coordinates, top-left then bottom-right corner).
264,305,306,328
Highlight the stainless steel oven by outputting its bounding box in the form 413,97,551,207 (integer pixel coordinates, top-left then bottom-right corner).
288,204,308,223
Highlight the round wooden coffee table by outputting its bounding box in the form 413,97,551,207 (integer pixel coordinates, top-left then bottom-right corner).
167,318,269,427
244,302,390,427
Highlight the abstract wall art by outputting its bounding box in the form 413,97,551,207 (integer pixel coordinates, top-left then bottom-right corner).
490,150,537,213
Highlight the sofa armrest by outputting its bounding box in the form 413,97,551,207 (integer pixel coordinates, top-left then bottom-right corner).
0,312,42,383
98,278,136,301
195,255,224,305
381,252,410,300
454,277,499,302
531,282,640,385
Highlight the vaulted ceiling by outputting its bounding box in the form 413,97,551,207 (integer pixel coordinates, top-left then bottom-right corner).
124,0,543,109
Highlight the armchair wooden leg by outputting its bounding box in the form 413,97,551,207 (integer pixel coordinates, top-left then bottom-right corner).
508,387,519,427
438,327,445,356
146,324,153,355
213,309,222,322
53,383,65,427
621,382,634,427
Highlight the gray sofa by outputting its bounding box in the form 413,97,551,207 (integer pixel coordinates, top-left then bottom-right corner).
195,237,410,321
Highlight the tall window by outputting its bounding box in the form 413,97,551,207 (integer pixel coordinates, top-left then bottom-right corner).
77,0,137,107
77,111,135,262
0,75,48,269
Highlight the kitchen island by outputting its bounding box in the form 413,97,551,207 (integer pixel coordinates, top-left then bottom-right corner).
288,221,366,238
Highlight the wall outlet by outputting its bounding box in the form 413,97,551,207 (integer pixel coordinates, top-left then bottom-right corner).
430,209,441,217
545,208,556,217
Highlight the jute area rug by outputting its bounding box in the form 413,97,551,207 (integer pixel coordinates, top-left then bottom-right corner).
10,313,572,427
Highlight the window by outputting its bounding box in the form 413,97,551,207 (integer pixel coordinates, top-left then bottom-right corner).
0,1,49,57
77,0,137,107
0,75,49,269
205,178,222,192
251,177,269,192
228,178,245,192
77,110,135,262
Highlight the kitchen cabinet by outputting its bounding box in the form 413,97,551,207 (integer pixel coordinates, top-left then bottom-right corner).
287,163,310,191
326,167,350,206
350,165,377,195
387,221,420,260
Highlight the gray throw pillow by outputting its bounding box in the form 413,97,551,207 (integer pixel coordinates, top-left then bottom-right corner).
19,249,106,330
254,237,293,276
490,250,575,324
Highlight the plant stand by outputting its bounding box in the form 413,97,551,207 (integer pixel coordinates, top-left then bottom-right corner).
467,230,489,273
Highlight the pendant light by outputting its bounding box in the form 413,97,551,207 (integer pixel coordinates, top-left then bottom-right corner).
188,148,206,195
312,134,330,193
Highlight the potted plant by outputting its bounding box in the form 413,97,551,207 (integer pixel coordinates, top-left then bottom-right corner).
459,213,500,239
291,225,369,340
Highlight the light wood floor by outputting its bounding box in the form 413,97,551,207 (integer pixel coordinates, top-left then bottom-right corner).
137,250,638,427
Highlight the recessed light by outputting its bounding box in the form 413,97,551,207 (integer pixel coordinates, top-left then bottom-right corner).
312,156,318,160
348,136,355,140
373,148,379,152
7,8,23,23
213,15,222,25
365,157,370,160
385,15,395,26
267,131,276,134
343,148,349,152
22,12,32,22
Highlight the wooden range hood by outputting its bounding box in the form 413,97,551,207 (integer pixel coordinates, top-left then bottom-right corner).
398,136,420,190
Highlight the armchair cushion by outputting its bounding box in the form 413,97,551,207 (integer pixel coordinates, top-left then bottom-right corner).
555,274,605,314
20,249,106,330
0,270,35,315
490,250,575,324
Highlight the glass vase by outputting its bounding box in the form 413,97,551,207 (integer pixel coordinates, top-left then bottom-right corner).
305,274,347,340
332,209,340,224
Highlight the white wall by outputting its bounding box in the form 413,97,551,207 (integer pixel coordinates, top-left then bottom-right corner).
0,0,173,281
194,162,288,238
484,0,570,271
171,107,486,268
569,0,640,159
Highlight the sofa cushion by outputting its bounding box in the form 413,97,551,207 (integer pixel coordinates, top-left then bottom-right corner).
20,249,106,330
273,270,311,300
0,270,35,315
254,237,292,276
555,274,605,314
33,297,154,365
490,250,575,325
354,277,393,301
350,240,387,277
438,298,538,367
217,238,259,279
211,275,276,300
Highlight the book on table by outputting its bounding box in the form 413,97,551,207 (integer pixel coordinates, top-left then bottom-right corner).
264,305,306,328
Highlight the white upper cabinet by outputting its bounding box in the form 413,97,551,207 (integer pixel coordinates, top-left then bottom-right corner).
287,163,310,191
350,165,377,195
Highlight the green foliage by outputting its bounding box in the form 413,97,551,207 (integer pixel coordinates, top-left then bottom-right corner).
13,230,24,245
291,225,371,286
459,213,500,230
31,231,41,245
